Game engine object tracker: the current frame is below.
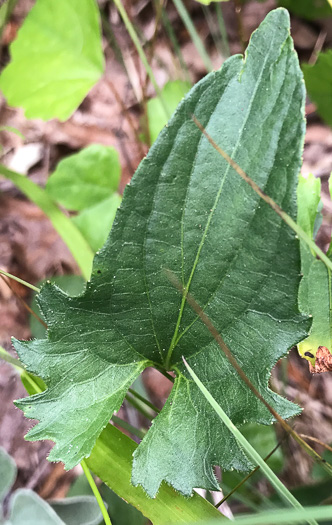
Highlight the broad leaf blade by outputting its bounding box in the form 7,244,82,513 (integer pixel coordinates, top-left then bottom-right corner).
0,0,104,121
14,8,309,497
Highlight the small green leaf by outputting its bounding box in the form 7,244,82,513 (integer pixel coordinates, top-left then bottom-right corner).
49,496,103,525
147,80,191,143
297,174,332,365
279,0,332,18
0,0,104,121
0,447,17,505
0,164,94,280
14,9,309,497
72,193,122,252
303,50,332,129
7,489,65,525
46,145,120,211
194,0,229,5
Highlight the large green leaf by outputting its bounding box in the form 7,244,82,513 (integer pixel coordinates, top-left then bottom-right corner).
0,0,104,121
303,50,332,129
14,9,309,497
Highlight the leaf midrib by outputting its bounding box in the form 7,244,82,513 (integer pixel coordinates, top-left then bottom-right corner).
164,31,278,369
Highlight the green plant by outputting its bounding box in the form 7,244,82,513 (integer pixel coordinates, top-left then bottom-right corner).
0,0,104,120
0,448,102,525
45,144,122,252
303,51,332,130
1,2,332,524
9,3,321,497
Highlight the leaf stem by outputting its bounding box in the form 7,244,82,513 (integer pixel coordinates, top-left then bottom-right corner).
160,5,191,83
112,415,146,439
215,3,230,58
128,388,160,413
125,393,155,420
0,345,25,370
0,268,40,293
184,359,318,525
192,116,332,275
81,460,112,525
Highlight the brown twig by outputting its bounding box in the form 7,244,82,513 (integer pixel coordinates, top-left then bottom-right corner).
165,271,332,477
215,435,286,507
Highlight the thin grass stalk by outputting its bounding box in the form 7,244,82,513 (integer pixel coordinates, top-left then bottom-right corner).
0,268,40,293
111,415,146,439
112,0,170,120
192,116,332,274
125,394,155,421
202,5,224,59
184,359,318,525
0,275,47,328
172,0,213,72
215,3,230,58
81,461,112,525
160,5,191,83
167,270,332,479
216,438,285,507
128,388,160,413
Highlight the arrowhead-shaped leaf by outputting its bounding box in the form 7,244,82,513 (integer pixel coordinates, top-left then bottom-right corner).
14,9,309,497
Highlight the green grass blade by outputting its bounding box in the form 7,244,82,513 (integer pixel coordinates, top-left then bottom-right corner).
113,0,170,120
215,3,230,58
86,425,222,524
0,268,40,292
172,0,214,72
0,164,94,279
183,359,318,525
231,506,332,525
